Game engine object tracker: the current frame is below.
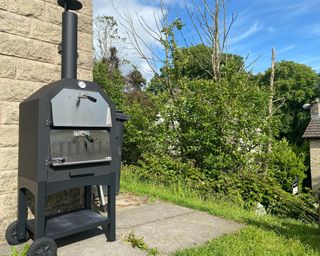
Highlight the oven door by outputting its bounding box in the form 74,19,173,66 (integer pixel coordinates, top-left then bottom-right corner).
50,130,111,167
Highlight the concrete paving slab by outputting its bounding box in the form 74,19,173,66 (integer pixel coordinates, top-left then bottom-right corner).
57,229,145,256
0,200,244,256
117,202,195,230
126,209,244,255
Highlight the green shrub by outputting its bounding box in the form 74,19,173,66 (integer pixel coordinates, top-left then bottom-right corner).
124,162,318,223
131,154,205,186
267,139,306,192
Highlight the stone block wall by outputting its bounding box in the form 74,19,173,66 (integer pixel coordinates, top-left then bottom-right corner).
0,0,93,241
310,140,320,192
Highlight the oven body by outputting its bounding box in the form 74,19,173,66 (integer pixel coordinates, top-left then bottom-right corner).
16,78,118,241
19,78,118,184
6,1,120,252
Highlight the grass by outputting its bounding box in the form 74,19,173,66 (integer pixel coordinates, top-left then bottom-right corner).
124,231,159,256
0,245,30,256
121,171,320,256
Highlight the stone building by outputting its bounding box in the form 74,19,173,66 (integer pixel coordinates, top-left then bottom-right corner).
0,0,93,240
303,98,320,192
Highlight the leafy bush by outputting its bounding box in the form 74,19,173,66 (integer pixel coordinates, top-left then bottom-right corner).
93,61,125,108
125,160,318,223
129,154,205,186
267,139,307,192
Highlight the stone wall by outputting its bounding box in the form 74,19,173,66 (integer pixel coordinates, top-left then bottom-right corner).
0,0,93,241
310,140,320,192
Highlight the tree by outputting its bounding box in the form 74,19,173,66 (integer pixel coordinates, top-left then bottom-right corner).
94,15,126,62
126,66,146,92
174,44,244,80
268,48,276,153
185,0,238,81
93,15,128,108
93,61,125,108
259,61,320,146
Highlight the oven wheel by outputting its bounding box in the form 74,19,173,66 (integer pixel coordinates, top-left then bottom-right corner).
5,220,30,245
27,237,57,256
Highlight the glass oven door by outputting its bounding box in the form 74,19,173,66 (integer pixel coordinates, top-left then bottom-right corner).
50,130,111,167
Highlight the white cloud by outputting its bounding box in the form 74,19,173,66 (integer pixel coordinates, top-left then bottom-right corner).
277,44,297,54
298,56,320,65
93,0,164,81
229,22,261,44
164,0,192,9
309,24,320,37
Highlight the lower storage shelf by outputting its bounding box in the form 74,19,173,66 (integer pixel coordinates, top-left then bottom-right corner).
26,209,109,240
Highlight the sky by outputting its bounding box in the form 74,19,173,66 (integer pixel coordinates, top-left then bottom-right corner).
93,0,320,80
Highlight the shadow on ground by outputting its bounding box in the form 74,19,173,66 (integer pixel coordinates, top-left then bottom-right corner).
247,218,320,252
55,228,105,248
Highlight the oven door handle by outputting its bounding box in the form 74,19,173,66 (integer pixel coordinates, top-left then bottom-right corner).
69,172,95,179
52,157,66,164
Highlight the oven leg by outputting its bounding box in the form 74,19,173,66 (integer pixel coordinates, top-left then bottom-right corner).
84,186,92,210
34,183,46,239
106,172,116,241
17,188,27,240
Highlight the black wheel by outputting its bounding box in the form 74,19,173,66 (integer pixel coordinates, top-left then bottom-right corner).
27,237,57,256
5,220,30,245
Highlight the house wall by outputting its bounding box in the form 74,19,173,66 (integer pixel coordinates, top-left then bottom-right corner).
310,140,320,192
0,0,93,241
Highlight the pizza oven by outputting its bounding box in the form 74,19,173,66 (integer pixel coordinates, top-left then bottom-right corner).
5,1,125,254
19,78,117,184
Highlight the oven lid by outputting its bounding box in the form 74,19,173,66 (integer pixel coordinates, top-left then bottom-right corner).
51,88,112,127
50,130,111,167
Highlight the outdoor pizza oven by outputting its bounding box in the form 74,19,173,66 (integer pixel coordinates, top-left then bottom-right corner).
19,78,117,183
5,1,127,254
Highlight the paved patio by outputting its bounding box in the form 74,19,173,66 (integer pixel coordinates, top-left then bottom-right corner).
0,195,244,256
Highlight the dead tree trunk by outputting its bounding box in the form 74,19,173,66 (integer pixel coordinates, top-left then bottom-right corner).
213,0,220,82
268,47,276,153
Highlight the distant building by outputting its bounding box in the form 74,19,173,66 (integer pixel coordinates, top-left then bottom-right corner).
303,98,320,192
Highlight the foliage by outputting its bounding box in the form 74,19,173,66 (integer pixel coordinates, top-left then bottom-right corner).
126,66,146,92
125,161,317,223
121,90,159,164
258,61,320,146
173,44,244,80
174,226,318,256
93,61,125,108
92,6,320,226
94,15,126,62
175,76,269,172
125,231,159,256
9,245,30,256
147,69,270,175
113,48,316,223
267,139,306,192
148,44,245,93
131,154,205,185
121,171,320,255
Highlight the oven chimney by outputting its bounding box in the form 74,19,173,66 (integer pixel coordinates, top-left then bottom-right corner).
58,0,83,79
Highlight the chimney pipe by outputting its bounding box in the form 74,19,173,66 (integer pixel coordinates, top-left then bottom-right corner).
58,0,83,79
62,11,78,79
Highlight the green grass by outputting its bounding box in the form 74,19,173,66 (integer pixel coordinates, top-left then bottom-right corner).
121,172,320,256
124,231,159,256
0,245,30,256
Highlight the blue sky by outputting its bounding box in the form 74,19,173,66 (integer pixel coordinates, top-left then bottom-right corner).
93,0,320,77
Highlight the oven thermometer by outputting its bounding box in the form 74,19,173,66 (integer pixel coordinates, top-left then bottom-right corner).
78,81,87,89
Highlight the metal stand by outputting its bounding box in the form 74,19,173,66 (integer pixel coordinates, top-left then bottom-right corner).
15,172,116,243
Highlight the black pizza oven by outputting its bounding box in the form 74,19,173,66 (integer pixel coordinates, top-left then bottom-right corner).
5,1,126,254
19,79,117,184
